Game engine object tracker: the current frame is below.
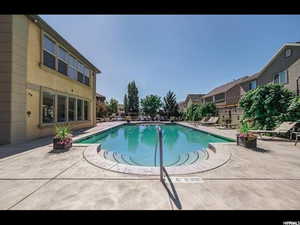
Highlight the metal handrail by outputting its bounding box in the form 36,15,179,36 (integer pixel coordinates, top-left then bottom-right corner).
157,127,164,182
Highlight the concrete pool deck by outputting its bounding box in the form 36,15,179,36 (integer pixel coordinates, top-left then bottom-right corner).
0,121,300,210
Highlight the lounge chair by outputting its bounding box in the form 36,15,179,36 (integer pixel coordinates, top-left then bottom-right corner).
249,121,298,139
201,117,219,125
194,117,209,126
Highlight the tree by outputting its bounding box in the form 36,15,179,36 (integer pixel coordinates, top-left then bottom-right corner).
185,104,202,121
140,95,162,120
239,84,295,130
184,103,217,121
201,102,217,117
124,94,128,115
163,90,179,119
127,81,139,115
96,102,108,118
107,98,118,115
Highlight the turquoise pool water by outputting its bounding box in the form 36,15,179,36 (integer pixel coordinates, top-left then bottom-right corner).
76,124,233,167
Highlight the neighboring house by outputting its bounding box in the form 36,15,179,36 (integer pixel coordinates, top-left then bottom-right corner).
256,42,300,94
239,43,300,97
96,93,106,104
0,15,101,145
117,104,125,116
184,94,205,110
178,101,187,113
96,93,106,118
203,76,251,126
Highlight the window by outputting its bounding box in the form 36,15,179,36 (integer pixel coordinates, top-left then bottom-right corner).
274,71,288,84
77,99,83,120
84,101,88,120
274,74,280,84
279,71,288,83
68,97,76,121
58,47,68,75
43,35,56,70
43,35,56,55
285,48,292,57
58,60,68,75
84,76,90,86
68,67,77,80
215,93,225,103
57,95,67,122
43,51,56,70
58,47,68,62
205,96,213,103
42,91,55,123
42,33,91,86
249,80,257,90
77,72,84,83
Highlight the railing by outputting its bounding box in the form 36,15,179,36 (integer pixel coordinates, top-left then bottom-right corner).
157,126,164,182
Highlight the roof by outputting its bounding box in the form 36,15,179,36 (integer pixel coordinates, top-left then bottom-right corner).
256,42,300,78
185,94,205,104
26,15,101,74
239,72,260,84
96,93,106,98
204,76,250,98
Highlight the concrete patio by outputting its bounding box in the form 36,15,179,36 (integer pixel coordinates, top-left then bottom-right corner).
0,121,300,210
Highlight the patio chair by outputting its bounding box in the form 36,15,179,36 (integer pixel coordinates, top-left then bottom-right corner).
201,117,219,125
249,121,298,139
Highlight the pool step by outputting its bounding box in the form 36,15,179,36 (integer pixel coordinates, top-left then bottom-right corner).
103,150,208,167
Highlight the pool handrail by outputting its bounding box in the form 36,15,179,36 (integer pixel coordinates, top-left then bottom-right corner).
157,127,164,182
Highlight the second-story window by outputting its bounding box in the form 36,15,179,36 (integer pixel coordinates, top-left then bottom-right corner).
43,35,56,70
274,71,288,84
58,47,68,75
215,93,225,103
42,33,91,86
249,80,257,90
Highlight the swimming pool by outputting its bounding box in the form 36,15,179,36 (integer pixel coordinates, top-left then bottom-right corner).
76,123,233,167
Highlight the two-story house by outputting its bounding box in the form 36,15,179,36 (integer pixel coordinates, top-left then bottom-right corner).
203,76,252,125
0,15,101,145
184,94,205,111
239,43,300,97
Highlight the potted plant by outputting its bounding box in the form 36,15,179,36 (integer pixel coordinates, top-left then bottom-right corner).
53,125,72,150
237,122,257,149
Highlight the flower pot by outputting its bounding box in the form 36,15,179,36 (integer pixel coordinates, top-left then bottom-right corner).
53,137,72,150
236,134,257,149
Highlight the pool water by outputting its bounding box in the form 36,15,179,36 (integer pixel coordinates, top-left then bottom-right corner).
76,124,233,167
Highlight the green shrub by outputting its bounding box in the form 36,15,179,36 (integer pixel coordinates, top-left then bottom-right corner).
55,125,71,140
240,84,297,130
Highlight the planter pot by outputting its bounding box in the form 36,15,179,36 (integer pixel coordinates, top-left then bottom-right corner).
236,135,257,149
53,137,72,150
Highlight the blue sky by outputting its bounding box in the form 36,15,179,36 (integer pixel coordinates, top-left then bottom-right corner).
41,15,300,103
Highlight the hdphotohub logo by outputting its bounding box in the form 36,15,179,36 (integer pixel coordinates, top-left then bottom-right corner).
283,221,300,225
